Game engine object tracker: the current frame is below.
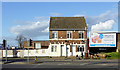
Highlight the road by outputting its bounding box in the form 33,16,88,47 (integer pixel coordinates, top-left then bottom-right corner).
1,58,119,69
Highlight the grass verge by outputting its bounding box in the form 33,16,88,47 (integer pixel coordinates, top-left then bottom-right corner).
99,52,120,59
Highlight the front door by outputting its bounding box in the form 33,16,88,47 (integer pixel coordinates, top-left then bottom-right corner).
61,45,64,56
72,45,76,56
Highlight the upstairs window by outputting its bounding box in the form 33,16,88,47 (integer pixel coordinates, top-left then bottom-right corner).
67,31,72,39
52,33,54,38
79,31,84,39
52,31,58,39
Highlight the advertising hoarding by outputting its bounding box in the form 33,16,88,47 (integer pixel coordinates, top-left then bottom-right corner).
89,32,116,47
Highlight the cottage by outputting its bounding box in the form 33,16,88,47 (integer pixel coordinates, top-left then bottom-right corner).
23,17,88,57
49,17,87,57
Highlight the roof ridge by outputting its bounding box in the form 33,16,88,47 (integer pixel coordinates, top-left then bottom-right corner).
50,16,84,18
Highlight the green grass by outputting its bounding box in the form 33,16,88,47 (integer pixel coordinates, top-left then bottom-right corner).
100,52,120,59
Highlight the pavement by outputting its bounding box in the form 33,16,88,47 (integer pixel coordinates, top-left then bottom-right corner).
0,58,119,64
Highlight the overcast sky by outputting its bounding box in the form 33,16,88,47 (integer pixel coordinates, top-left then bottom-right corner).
2,2,118,46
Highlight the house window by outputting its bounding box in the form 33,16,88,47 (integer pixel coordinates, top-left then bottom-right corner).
55,46,57,52
77,46,81,52
52,31,58,39
82,45,84,51
67,31,72,39
51,46,54,52
52,33,54,38
77,45,84,52
51,45,57,52
35,43,41,49
79,31,84,39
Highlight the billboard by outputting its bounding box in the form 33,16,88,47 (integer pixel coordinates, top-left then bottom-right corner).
89,32,116,47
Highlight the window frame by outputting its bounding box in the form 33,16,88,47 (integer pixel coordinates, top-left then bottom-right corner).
77,45,84,52
51,46,54,52
55,45,57,52
67,31,72,39
77,45,81,52
79,31,84,39
52,31,58,39
35,43,41,49
51,45,57,52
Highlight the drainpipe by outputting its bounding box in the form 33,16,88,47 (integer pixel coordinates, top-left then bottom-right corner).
66,44,67,58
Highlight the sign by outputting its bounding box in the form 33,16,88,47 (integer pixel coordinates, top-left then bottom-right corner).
89,32,116,47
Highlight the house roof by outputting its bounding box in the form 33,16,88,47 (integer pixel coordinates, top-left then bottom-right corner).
49,17,87,30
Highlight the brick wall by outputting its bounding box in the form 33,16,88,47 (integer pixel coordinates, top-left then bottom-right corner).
58,31,67,39
49,40,85,44
23,30,87,49
49,30,87,39
49,31,52,39
84,30,87,39
72,31,79,39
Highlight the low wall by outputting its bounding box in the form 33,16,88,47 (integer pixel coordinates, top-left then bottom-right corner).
17,49,50,57
0,49,56,58
0,50,2,58
2,50,14,57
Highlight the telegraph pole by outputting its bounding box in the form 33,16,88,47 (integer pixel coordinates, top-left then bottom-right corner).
28,39,32,63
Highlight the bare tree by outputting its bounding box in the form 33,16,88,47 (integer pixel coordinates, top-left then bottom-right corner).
16,35,26,48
